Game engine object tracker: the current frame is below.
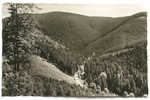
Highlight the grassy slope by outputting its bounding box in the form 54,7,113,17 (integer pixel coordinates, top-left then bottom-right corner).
26,56,118,96
86,15,147,55
33,11,147,56
28,55,76,84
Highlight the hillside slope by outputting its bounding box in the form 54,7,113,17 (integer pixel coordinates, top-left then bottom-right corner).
85,12,147,55
28,55,76,84
33,11,147,56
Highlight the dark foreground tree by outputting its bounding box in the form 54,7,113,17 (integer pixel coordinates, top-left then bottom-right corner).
3,3,36,71
2,3,42,96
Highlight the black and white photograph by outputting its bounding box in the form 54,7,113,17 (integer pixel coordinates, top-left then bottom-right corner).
1,3,148,97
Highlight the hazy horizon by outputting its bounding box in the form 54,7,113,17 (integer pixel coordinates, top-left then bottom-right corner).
2,3,146,18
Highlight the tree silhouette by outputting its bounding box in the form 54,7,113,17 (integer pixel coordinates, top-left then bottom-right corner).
3,3,35,71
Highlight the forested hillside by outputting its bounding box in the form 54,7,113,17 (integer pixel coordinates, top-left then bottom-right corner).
2,6,148,97
33,12,147,55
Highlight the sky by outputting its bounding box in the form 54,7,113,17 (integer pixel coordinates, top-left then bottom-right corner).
2,3,147,18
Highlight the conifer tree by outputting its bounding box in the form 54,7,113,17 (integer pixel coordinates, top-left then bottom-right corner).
3,3,35,71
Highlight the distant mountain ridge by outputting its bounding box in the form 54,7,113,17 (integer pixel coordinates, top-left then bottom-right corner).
32,11,147,56
3,11,147,56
